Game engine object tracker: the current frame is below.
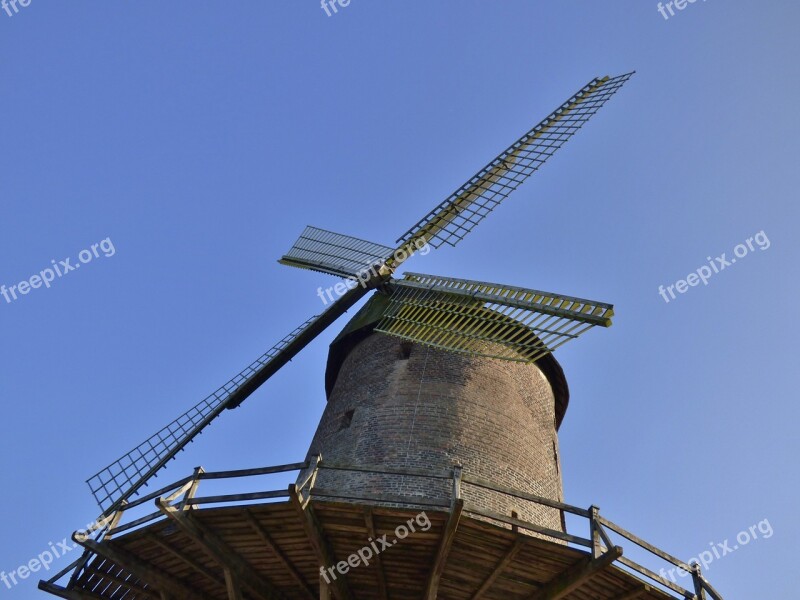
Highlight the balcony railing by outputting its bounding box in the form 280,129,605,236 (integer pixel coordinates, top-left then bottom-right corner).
42,458,725,600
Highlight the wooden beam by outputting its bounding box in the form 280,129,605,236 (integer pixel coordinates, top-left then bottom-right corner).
224,568,244,600
84,565,158,599
589,506,602,559
178,466,205,512
244,509,316,600
691,564,707,600
320,571,331,600
364,508,389,600
100,503,127,541
451,465,463,504
471,537,525,600
424,498,464,600
597,515,684,566
37,581,106,600
610,586,652,600
146,533,228,594
700,575,725,600
288,484,353,600
464,505,590,547
72,537,204,600
156,499,285,600
459,474,590,517
529,546,623,600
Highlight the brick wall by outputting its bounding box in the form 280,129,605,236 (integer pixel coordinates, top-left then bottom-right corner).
299,332,566,534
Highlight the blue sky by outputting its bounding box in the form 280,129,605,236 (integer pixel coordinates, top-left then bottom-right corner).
1,1,797,598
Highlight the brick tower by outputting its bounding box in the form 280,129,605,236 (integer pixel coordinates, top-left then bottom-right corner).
300,294,570,534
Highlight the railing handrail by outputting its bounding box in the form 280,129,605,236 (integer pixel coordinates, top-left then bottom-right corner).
51,459,723,600
461,472,591,518
317,460,452,480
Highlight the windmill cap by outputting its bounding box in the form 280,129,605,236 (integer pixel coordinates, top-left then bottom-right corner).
324,293,571,429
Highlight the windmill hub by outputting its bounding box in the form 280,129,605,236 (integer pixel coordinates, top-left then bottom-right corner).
376,263,394,278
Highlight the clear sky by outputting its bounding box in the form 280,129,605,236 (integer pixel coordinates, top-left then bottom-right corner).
1,2,797,598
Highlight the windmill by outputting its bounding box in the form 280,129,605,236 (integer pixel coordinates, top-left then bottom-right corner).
40,71,725,600
86,72,630,517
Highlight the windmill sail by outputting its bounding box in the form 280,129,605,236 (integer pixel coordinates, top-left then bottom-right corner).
86,316,324,511
279,225,396,279
397,72,634,250
375,272,613,362
84,288,377,513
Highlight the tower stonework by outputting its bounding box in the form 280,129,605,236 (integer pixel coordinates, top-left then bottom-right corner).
300,297,571,534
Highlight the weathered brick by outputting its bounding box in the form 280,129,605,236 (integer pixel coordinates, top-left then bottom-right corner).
299,330,568,535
